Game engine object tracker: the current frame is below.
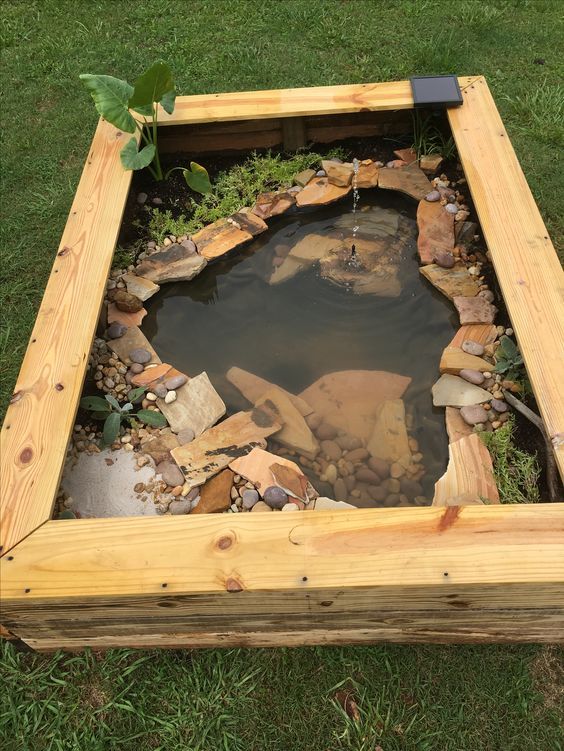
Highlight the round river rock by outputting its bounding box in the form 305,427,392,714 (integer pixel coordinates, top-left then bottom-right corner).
263,486,288,509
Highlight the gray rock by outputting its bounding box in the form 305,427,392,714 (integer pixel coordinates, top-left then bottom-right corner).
180,239,196,254
445,203,458,214
164,374,188,390
242,489,259,509
169,499,191,515
186,487,200,502
130,363,144,375
316,169,327,177
156,461,185,488
460,405,489,426
129,348,151,364
137,192,148,205
263,486,288,509
152,197,163,205
425,190,441,202
459,368,485,385
107,322,127,339
491,398,508,413
461,340,485,357
177,427,195,445
154,383,168,399
478,289,495,303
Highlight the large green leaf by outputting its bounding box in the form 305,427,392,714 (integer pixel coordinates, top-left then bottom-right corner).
160,88,176,115
127,386,146,403
120,138,156,171
79,74,136,133
102,412,121,445
183,162,212,195
128,61,175,113
105,394,121,411
80,395,111,412
136,409,168,428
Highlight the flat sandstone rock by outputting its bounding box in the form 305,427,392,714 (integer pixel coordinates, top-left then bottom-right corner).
419,264,480,301
378,163,431,201
191,469,234,514
416,200,454,265
192,216,266,261
256,388,319,457
229,447,306,496
295,177,351,207
122,273,160,302
107,326,161,366
367,399,411,464
226,366,313,416
432,374,493,407
136,243,207,283
171,409,281,490
439,347,492,375
158,371,226,435
453,296,498,325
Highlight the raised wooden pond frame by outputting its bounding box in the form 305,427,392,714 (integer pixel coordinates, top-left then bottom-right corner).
1,76,563,651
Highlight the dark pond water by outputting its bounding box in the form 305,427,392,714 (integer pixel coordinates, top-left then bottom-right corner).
143,190,457,504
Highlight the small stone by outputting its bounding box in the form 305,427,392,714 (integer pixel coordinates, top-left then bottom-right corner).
459,369,485,385
164,374,188,390
107,322,127,339
251,501,273,512
321,440,341,461
230,486,239,501
130,362,144,374
333,478,348,502
137,192,148,204
445,203,458,214
169,499,191,515
177,427,195,445
281,503,299,512
425,190,441,202
460,405,489,426
368,456,390,479
263,485,288,509
164,390,177,404
316,169,326,177
146,392,157,402
325,464,338,485
316,422,338,440
355,468,381,484
390,463,405,479
156,460,185,488
152,197,163,205
478,289,495,303
113,290,143,313
491,398,508,413
461,340,485,357
153,383,168,399
242,489,259,509
434,251,455,269
505,328,514,336
129,348,152,364
385,478,401,494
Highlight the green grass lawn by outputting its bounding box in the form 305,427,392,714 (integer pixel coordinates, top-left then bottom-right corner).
1,1,563,748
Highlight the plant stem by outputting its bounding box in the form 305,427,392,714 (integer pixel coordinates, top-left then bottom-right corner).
151,102,163,181
134,119,159,180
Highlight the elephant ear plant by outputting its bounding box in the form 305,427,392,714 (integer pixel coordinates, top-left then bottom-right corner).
80,61,211,193
80,389,167,447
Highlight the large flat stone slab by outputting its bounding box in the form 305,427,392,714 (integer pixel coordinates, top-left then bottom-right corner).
416,200,454,264
192,215,266,261
256,388,319,457
321,159,354,186
300,370,411,443
157,372,226,435
107,303,146,327
420,264,479,301
454,296,498,325
449,324,497,349
122,273,160,302
433,433,499,505
251,191,295,220
319,237,402,298
226,366,312,416
355,160,379,188
288,233,342,263
439,347,492,375
171,409,281,490
269,256,308,285
295,177,351,207
367,399,411,464
378,163,431,201
136,243,207,283
229,447,306,496
107,326,161,366
432,374,493,407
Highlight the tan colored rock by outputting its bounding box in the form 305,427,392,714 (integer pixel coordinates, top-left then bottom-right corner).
191,469,233,514
269,256,307,285
122,273,160,302
295,177,351,207
294,168,316,187
251,192,295,220
309,497,357,510
393,147,417,165
416,200,454,264
136,243,207,283
287,233,342,263
355,160,379,188
419,264,479,301
226,366,313,416
158,371,225,435
432,374,493,408
321,160,354,187
107,326,160,366
378,163,431,201
301,371,411,444
256,388,319,457
192,217,263,261
445,406,474,444
270,462,310,502
449,324,497,349
171,409,281,490
367,399,411,464
230,447,305,495
439,347,492,375
131,363,184,389
433,433,499,505
143,432,179,464
453,296,498,325
419,154,443,173
107,303,146,327
231,209,270,235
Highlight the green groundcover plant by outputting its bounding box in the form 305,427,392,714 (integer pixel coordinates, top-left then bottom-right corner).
80,61,211,192
79,389,167,446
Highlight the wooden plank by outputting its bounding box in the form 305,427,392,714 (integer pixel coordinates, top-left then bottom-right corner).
0,121,136,554
155,77,478,126
20,609,564,651
282,117,306,151
447,77,564,479
433,433,499,505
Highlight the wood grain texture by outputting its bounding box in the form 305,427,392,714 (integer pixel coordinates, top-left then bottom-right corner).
0,120,136,554
155,78,477,126
447,77,564,479
433,434,499,505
